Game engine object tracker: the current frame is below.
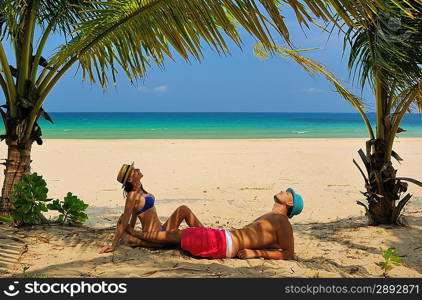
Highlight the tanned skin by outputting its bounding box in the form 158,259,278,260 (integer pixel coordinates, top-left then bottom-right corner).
99,168,203,253
127,190,295,260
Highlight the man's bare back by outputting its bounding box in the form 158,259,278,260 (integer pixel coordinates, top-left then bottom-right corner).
230,212,294,259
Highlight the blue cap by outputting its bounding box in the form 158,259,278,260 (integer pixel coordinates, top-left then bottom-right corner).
286,188,303,218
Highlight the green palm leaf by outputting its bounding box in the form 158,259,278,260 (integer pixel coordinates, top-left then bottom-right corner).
41,0,286,92
0,0,97,40
386,81,422,154
39,0,422,91
344,0,422,89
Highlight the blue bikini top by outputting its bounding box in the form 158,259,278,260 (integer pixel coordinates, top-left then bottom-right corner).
136,195,155,215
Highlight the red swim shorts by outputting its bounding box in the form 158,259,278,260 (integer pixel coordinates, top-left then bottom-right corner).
181,227,227,259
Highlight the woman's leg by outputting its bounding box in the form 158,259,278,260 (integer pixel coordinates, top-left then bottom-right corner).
161,205,204,230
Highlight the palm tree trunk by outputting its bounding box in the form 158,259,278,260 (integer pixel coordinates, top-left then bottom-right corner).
358,139,410,225
357,74,410,225
367,140,394,223
0,139,33,218
375,71,387,140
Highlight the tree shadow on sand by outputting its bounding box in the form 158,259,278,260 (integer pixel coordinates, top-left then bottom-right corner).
0,227,27,276
296,257,373,277
84,200,206,228
0,220,376,278
2,198,421,278
293,207,422,275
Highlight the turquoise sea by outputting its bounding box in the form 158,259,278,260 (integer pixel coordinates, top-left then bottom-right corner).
15,112,422,139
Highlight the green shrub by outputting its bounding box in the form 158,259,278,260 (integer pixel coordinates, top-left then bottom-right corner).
47,192,88,225
378,247,403,275
0,215,14,224
10,173,51,225
8,173,88,226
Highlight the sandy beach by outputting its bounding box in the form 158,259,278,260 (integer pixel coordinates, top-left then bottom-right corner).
1,138,421,278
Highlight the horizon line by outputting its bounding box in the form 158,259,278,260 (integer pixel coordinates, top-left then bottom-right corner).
45,111,383,114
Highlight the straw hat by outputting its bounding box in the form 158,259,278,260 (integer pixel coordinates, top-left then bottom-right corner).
117,162,134,186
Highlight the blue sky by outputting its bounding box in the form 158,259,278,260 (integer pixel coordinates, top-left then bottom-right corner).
3,8,374,113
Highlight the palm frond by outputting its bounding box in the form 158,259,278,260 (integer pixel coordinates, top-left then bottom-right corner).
36,0,95,35
254,42,375,139
42,0,289,90
41,0,422,90
0,0,98,40
418,87,422,112
0,0,22,40
288,0,422,29
386,80,422,155
391,80,422,126
344,0,422,90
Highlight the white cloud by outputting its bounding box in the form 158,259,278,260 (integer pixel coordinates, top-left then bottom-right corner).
138,85,168,93
300,87,326,93
138,86,149,93
154,85,168,93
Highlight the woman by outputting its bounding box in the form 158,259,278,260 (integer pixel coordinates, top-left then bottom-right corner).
99,163,203,253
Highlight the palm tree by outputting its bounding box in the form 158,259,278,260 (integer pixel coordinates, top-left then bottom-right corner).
0,0,415,218
343,0,422,224
256,0,422,225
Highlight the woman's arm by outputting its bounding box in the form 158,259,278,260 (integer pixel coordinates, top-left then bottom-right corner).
111,193,136,247
128,213,137,230
99,193,136,253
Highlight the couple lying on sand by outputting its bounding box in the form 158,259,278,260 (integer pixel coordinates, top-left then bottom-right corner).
99,163,304,259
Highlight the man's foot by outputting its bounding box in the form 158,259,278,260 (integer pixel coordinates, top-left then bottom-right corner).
121,232,143,247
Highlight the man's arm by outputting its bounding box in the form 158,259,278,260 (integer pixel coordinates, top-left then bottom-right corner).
237,249,293,260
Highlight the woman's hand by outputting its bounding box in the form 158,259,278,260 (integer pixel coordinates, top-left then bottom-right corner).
98,245,115,254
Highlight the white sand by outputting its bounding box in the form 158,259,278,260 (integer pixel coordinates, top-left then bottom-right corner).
1,138,421,278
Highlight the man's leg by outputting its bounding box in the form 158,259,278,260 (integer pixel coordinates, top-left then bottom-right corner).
161,205,204,230
128,229,183,245
120,232,166,248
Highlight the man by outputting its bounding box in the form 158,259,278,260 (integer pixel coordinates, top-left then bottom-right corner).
126,188,303,260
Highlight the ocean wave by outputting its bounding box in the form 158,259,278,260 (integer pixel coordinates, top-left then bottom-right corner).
296,131,309,134
63,129,71,132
